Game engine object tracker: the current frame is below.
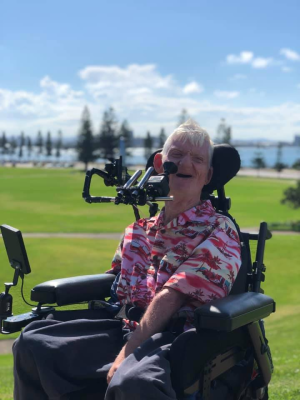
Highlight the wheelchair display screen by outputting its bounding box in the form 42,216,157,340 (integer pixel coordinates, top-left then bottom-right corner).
1,224,31,274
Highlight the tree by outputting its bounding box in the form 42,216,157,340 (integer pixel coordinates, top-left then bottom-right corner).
177,109,189,126
10,137,17,155
26,136,32,158
223,126,232,144
273,142,287,177
36,131,43,155
216,118,232,144
77,106,96,170
158,128,166,148
45,132,52,157
98,107,118,160
118,120,132,156
18,132,25,160
292,159,300,170
0,132,7,154
251,148,266,177
144,131,153,161
281,180,300,209
55,130,63,159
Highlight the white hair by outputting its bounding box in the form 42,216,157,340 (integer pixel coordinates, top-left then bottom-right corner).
162,119,214,165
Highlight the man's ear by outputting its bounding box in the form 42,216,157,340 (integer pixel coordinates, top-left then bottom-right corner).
153,152,164,174
205,167,213,185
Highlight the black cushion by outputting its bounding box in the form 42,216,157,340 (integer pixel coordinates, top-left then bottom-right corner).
31,274,115,306
146,144,241,192
194,292,275,332
170,292,275,394
204,144,241,193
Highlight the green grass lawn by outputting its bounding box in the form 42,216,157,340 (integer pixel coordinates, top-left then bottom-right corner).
0,238,119,320
0,354,14,400
0,168,135,233
262,235,300,398
0,235,299,399
0,167,299,232
0,168,299,399
226,176,299,228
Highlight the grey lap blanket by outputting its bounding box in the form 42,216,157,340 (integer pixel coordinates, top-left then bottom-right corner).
13,309,177,400
13,309,125,400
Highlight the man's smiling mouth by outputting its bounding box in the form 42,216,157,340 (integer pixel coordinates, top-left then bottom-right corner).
176,173,193,178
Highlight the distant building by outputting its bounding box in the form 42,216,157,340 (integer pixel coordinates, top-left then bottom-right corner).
294,135,300,146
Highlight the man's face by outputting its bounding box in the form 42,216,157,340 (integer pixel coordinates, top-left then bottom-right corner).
159,138,213,201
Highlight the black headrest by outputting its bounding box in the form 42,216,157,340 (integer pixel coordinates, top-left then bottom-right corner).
145,144,240,193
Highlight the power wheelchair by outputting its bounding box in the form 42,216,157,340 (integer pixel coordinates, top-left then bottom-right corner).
0,144,275,400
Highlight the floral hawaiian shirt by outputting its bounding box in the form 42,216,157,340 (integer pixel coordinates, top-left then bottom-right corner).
106,200,241,330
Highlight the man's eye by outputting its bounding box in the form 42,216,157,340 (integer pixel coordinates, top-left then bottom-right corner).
171,152,182,157
192,157,204,163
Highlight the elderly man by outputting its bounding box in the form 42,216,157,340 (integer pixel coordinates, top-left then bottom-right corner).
13,120,241,400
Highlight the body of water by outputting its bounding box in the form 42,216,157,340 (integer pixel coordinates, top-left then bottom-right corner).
127,146,300,168
1,146,299,168
236,146,299,168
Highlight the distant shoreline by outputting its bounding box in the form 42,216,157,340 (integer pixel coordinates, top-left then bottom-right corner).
237,168,300,180
1,162,299,180
1,144,299,168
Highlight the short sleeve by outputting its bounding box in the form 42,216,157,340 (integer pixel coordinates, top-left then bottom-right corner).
163,217,241,303
105,234,124,275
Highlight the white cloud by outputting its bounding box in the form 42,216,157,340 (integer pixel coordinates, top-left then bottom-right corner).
183,81,204,94
226,52,274,69
226,51,253,64
0,76,86,136
252,57,273,68
251,57,273,69
0,77,84,118
40,76,83,99
229,74,247,81
0,64,299,141
280,48,300,61
214,91,240,99
79,64,175,100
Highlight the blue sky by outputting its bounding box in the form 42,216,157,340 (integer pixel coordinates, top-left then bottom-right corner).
1,0,299,141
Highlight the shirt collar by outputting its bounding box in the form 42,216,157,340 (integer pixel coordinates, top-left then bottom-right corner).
151,199,215,229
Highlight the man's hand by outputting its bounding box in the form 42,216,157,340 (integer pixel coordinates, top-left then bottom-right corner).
107,348,126,384
106,287,186,384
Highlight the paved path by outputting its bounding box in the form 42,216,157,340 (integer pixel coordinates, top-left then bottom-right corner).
18,230,297,239
0,339,15,355
22,232,123,239
237,168,300,180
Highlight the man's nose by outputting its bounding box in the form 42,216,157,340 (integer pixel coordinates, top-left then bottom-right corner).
178,152,192,165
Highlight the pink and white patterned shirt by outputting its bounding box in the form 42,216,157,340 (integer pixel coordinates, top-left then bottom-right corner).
106,200,241,330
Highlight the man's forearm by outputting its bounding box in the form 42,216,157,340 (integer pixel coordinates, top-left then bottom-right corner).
123,287,186,354
107,287,186,382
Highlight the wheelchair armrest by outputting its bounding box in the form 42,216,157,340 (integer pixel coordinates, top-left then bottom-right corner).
30,274,116,306
194,292,276,332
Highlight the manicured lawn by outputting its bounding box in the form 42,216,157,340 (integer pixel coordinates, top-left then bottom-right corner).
0,167,299,232
0,168,299,399
252,235,300,399
0,238,120,322
0,354,14,400
0,235,299,399
226,176,299,228
0,238,118,399
0,168,135,233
